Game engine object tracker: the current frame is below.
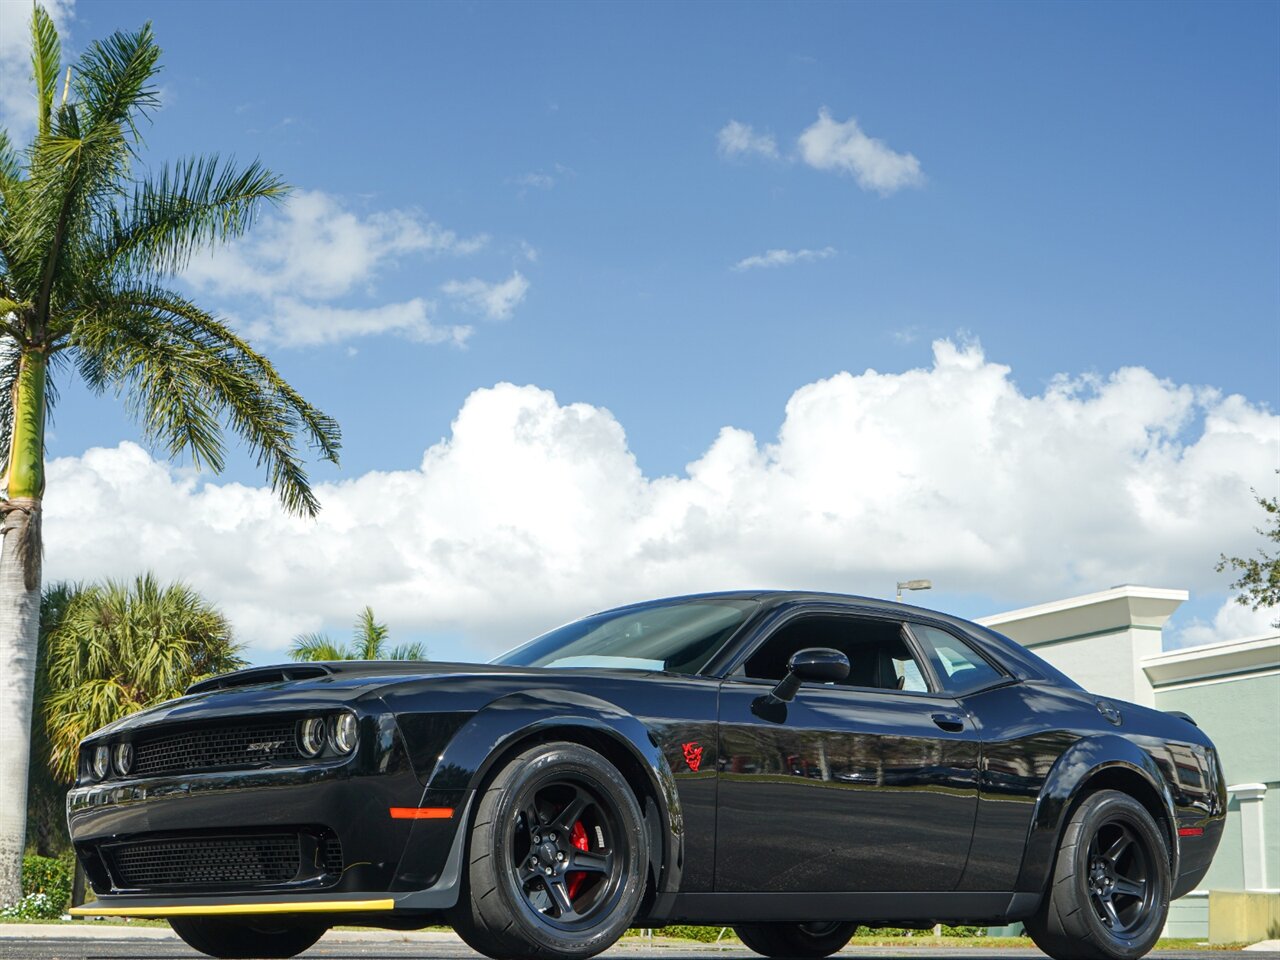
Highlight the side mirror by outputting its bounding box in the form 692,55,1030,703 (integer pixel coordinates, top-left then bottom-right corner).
763,647,850,705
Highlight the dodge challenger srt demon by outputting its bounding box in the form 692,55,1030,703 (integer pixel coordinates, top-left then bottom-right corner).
67,592,1225,960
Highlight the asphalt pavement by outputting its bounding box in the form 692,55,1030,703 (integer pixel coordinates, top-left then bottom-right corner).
2,930,1277,960
0,931,1274,960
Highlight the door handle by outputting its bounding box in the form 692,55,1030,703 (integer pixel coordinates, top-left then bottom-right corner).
931,713,965,732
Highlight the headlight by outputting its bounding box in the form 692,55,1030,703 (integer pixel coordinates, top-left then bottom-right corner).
329,713,358,755
113,742,134,776
298,717,325,757
92,745,110,780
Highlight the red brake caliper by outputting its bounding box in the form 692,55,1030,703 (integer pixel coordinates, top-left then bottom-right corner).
565,820,590,899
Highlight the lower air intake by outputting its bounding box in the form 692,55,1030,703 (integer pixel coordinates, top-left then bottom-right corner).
109,834,301,888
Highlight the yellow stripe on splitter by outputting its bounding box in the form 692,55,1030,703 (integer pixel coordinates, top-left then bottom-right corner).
69,898,395,918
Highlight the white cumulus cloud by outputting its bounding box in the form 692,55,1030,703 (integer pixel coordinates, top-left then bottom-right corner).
798,108,924,195
182,190,492,347
734,247,836,272
442,272,530,321
717,120,780,159
42,340,1278,664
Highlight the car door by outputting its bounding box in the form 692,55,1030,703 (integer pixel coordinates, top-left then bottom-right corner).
713,605,982,893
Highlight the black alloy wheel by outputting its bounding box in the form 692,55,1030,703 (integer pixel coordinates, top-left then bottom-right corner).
1085,818,1157,935
734,920,859,959
1027,789,1170,960
513,778,625,927
449,741,648,960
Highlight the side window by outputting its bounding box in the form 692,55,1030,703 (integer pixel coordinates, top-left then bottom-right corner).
740,614,932,693
912,625,1004,692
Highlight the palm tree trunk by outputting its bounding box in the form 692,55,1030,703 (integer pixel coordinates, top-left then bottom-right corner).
0,350,47,904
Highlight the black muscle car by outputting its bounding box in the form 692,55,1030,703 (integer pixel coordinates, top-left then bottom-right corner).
68,592,1226,960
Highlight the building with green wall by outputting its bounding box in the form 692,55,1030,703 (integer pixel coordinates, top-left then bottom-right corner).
980,587,1279,940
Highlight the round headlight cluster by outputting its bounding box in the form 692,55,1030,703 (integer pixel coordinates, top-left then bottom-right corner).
296,712,358,759
113,742,134,776
84,741,134,782
92,744,110,781
298,717,326,757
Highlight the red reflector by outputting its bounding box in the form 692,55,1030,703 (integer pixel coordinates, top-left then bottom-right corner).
1178,827,1204,837
389,807,454,820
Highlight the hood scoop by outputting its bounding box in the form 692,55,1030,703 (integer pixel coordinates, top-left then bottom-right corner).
186,664,333,695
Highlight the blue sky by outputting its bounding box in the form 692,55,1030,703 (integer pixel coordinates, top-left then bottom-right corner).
2,0,1277,662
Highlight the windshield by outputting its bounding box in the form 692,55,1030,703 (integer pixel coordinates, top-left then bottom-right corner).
494,598,759,675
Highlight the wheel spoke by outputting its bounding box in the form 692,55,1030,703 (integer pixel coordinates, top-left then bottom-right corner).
1112,876,1145,899
556,786,593,833
544,875,579,920
570,849,611,874
1099,893,1121,929
522,800,542,835
1103,828,1133,865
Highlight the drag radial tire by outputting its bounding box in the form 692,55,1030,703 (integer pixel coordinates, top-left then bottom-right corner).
448,741,648,960
1026,789,1171,960
168,916,326,958
734,921,859,959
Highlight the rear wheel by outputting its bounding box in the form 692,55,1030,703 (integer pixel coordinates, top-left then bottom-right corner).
448,741,648,960
1026,789,1170,960
168,916,326,959
734,921,859,959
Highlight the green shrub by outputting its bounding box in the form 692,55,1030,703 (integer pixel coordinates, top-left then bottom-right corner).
1,855,73,919
652,925,734,942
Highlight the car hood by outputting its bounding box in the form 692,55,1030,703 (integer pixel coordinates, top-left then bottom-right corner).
85,661,656,740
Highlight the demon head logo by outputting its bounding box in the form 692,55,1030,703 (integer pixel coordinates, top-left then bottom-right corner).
681,741,704,773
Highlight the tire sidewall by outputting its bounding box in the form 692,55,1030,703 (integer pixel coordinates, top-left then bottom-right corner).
485,744,648,955
1071,793,1170,958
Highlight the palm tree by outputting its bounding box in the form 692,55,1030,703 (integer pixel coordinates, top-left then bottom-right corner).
0,8,340,899
42,574,245,782
290,606,427,662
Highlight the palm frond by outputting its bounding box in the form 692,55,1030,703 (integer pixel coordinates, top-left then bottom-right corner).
71,285,340,514
288,633,350,663
30,3,63,139
72,23,160,146
386,642,427,661
354,606,389,659
94,156,288,278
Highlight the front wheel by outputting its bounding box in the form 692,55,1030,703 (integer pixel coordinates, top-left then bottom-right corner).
1026,789,1170,960
734,921,859,959
448,741,649,960
168,916,326,959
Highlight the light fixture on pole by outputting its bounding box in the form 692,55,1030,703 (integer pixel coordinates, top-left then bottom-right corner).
896,579,932,603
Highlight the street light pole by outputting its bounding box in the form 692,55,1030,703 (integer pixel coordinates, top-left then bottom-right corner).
896,579,932,603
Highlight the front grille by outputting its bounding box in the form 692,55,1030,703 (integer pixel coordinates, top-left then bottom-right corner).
322,835,344,876
133,720,301,776
109,835,301,888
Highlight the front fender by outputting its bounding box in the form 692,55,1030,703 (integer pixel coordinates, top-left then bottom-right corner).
1016,734,1177,893
395,689,683,901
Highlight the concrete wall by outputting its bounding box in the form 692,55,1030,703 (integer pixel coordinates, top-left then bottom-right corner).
1155,672,1280,894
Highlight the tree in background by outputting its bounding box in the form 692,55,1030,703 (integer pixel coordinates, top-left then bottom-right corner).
24,583,74,857
1216,482,1280,627
0,7,340,898
290,606,427,662
42,574,245,782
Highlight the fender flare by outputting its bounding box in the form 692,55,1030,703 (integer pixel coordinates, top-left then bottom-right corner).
1015,733,1178,893
424,689,684,899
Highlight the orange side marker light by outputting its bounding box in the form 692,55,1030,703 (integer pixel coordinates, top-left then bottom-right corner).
389,807,454,820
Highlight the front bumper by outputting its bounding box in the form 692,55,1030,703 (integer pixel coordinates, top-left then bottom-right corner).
69,797,472,919
67,711,469,914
